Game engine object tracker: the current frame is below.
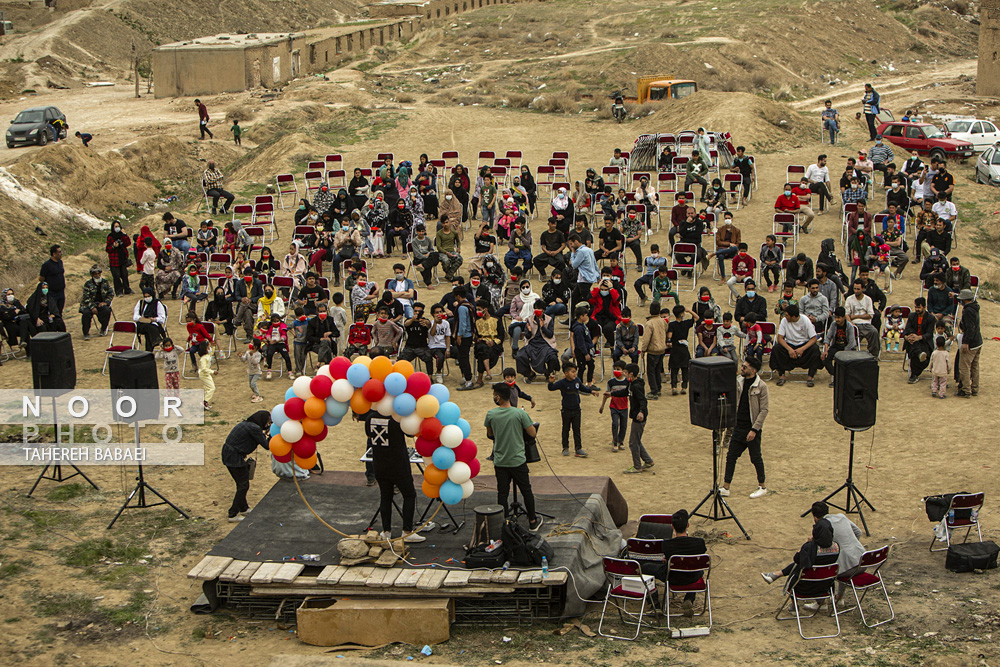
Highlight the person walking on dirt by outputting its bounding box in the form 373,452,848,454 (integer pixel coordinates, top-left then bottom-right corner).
861,84,880,141
231,119,242,146
195,99,213,140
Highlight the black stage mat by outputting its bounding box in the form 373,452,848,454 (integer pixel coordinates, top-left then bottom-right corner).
208,471,620,567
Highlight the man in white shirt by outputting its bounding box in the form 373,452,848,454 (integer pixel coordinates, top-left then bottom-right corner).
931,192,957,222
844,279,878,356
804,154,835,212
770,304,821,386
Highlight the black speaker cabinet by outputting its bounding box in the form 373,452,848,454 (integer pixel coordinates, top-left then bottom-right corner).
833,350,878,430
30,331,76,392
689,357,737,430
108,350,160,422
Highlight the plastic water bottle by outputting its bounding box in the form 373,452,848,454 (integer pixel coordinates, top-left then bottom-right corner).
541,556,549,579
947,509,955,524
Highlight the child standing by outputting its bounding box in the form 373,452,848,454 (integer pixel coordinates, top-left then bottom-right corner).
291,307,310,375
155,338,181,398
345,311,373,357
716,312,746,364
667,304,696,395
240,342,264,402
884,304,904,352
185,312,214,366
502,367,534,408
547,361,598,457
140,239,156,293
601,361,630,452
623,363,654,474
231,119,242,146
930,336,950,398
428,304,451,384
330,292,350,349
570,305,597,385
197,340,217,408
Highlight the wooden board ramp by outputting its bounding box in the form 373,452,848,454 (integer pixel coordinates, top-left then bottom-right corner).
187,556,233,580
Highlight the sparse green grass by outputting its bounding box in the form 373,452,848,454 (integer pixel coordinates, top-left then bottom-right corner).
59,538,145,568
46,483,93,502
33,592,96,618
0,559,30,580
105,591,153,627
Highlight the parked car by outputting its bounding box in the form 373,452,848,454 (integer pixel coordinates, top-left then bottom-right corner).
6,106,68,148
975,142,1000,186
876,121,975,162
943,118,1000,152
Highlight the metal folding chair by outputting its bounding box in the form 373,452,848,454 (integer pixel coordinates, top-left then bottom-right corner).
929,492,984,552
670,243,700,291
101,321,138,375
275,174,297,210
664,554,712,630
836,546,894,627
597,557,657,641
775,563,841,639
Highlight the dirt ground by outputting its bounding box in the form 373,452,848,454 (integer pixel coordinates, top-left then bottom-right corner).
1,55,999,667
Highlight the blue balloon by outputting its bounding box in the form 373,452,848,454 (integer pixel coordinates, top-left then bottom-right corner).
439,480,463,506
431,445,456,470
346,363,370,388
383,372,407,396
457,418,471,439
322,413,343,427
427,383,450,404
437,401,461,426
393,392,416,417
284,387,297,401
271,404,289,426
325,397,350,418
269,423,281,437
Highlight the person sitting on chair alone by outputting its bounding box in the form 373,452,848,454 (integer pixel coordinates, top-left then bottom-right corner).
760,516,840,613
641,509,707,618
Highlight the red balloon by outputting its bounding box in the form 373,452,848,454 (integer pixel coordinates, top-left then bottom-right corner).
329,356,352,380
362,378,386,402
453,438,478,463
284,397,306,420
406,372,432,398
292,436,316,458
420,417,443,440
273,451,293,463
315,425,328,442
415,436,439,457
468,457,481,479
310,375,333,399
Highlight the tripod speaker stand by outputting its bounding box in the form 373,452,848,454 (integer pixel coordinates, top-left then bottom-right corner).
27,396,99,497
107,421,189,529
690,401,750,541
799,428,875,536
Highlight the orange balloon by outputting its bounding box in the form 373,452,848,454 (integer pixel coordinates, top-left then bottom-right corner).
294,453,318,470
269,435,292,457
353,355,372,368
393,359,415,378
350,389,372,414
304,396,326,419
422,479,441,499
423,464,448,486
369,356,393,381
302,417,325,437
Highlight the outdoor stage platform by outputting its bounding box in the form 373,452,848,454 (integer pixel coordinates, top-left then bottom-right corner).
188,472,627,624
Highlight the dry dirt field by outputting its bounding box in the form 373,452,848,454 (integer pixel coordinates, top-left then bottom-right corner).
0,2,999,666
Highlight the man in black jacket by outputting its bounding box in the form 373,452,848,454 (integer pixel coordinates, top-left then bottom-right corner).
903,297,935,382
734,280,767,329
641,509,707,616
785,253,814,288
306,303,340,364
956,290,981,397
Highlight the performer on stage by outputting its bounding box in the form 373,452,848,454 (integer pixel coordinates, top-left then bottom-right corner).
364,410,426,544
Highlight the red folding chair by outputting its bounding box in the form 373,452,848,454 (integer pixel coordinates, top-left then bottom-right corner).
490,165,508,187
657,173,677,213
670,243,700,291
326,169,346,188
786,165,806,183
597,557,657,641
549,157,568,181
671,155,689,175
758,321,776,376
274,174,297,210
254,195,274,206
477,150,495,172
231,204,254,231
724,173,743,209
505,150,522,167
307,160,325,172
836,546,894,627
377,152,394,162
773,213,797,253
293,225,315,246
674,191,694,204
658,133,676,149
631,172,652,188
536,165,555,202
970,274,980,298
676,134,695,157
325,154,343,171
602,166,621,191
254,202,277,241
304,170,324,197
664,554,712,630
101,321,138,375
244,226,264,253
359,168,373,179
429,158,446,172
494,157,511,169
929,492,984,552
207,253,232,279
370,159,384,171
441,150,460,169
775,563,841,639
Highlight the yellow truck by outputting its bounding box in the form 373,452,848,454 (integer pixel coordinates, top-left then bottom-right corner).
626,76,698,104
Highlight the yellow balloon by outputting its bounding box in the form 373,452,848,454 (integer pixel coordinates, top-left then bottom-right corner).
350,388,372,414
269,435,292,457
304,396,326,419
393,359,415,378
369,355,393,381
302,417,325,437
294,453,318,470
415,394,440,419
353,355,372,368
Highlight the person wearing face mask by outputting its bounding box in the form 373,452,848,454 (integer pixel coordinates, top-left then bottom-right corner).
773,184,802,230
602,360,631,454
386,199,413,256
588,278,623,348
684,150,709,202
105,222,133,296
305,302,341,364
180,263,209,316
903,150,924,178
533,217,567,278
79,265,114,340
294,199,314,225
504,219,533,277
438,187,464,233
155,239,184,300
883,176,910,214
261,313,293,379
255,283,285,324
612,308,640,365
540,269,571,319
24,280,65,352
388,263,416,319
205,285,235,336
707,212,742,280
0,288,30,352
370,306,403,358
448,165,471,223
508,280,540,354
734,280,767,330
470,299,504,387
549,187,575,235
868,134,894,173
133,287,167,351
229,269,262,340
348,168,370,209
634,243,667,307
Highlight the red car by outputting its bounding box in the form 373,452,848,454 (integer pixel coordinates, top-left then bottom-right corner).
877,121,975,162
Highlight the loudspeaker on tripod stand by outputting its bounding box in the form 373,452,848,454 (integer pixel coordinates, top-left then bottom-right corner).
30,332,76,392
108,350,160,423
833,351,878,430
688,357,737,430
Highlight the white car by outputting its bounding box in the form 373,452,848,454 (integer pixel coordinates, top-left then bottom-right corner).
975,142,1000,186
944,119,1000,152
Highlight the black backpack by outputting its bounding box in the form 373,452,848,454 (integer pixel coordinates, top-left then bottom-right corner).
502,519,554,567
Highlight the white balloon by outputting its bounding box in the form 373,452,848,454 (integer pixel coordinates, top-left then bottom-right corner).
374,394,395,416
331,378,355,402
400,412,423,435
317,364,332,379
280,419,304,443
461,479,474,499
293,375,314,399
448,461,471,485
440,424,464,449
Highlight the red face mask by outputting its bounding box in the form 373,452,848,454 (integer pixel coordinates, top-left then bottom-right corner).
247,344,255,351
621,318,630,325
298,315,307,321
534,309,543,318
613,370,623,378
476,310,484,317
357,281,367,287
164,345,173,352
952,265,960,271
511,276,518,282
700,295,710,302
471,280,481,287
244,276,252,282
318,312,328,320
378,316,388,323
505,378,516,386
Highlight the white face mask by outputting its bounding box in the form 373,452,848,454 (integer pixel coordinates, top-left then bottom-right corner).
520,287,531,295
892,184,900,190
445,195,453,201
725,220,732,226
5,294,13,303
552,278,561,285
144,296,153,303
